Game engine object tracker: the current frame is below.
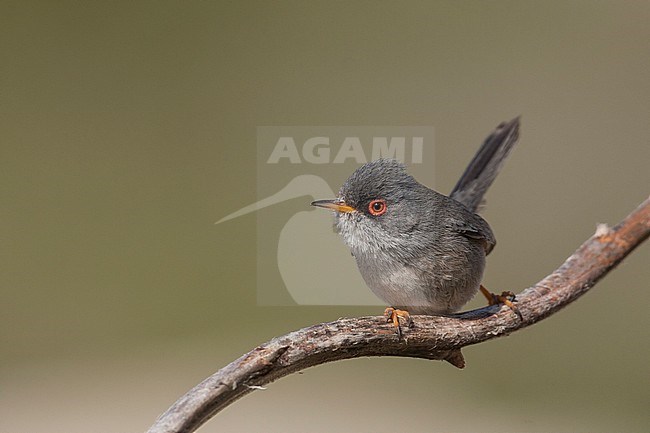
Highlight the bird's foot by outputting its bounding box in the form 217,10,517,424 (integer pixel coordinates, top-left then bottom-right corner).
384,307,413,338
480,285,522,320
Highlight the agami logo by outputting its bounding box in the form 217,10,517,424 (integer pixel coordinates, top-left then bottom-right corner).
217,126,435,306
266,135,424,164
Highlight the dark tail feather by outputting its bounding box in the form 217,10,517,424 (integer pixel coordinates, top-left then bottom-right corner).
450,117,520,212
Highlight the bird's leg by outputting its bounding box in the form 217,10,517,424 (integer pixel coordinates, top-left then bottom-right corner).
479,285,522,320
383,307,413,338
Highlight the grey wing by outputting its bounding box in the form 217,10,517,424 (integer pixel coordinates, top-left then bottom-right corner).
445,212,496,255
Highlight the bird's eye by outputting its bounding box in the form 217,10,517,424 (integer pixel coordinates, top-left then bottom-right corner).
368,199,387,216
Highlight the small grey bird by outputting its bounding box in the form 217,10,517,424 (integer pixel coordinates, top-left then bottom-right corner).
312,118,520,325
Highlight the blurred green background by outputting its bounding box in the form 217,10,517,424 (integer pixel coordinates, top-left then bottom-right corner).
2,2,649,432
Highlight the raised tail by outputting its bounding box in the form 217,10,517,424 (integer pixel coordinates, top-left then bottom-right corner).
450,117,520,213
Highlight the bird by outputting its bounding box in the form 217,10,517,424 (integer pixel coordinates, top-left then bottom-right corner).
311,118,521,333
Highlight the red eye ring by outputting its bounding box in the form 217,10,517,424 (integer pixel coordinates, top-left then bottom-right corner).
368,199,387,216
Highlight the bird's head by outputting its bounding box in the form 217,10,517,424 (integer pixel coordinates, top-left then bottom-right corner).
311,159,426,256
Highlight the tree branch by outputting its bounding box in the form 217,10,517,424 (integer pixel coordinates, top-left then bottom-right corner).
148,197,650,433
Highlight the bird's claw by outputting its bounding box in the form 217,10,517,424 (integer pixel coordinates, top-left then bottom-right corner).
384,307,413,338
480,285,523,320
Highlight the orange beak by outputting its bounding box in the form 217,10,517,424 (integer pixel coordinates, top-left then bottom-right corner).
311,199,356,213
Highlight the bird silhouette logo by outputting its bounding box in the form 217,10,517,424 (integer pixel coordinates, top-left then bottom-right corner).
216,126,434,306
216,174,379,305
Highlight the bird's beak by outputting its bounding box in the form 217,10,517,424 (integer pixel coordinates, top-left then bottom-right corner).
311,199,356,213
